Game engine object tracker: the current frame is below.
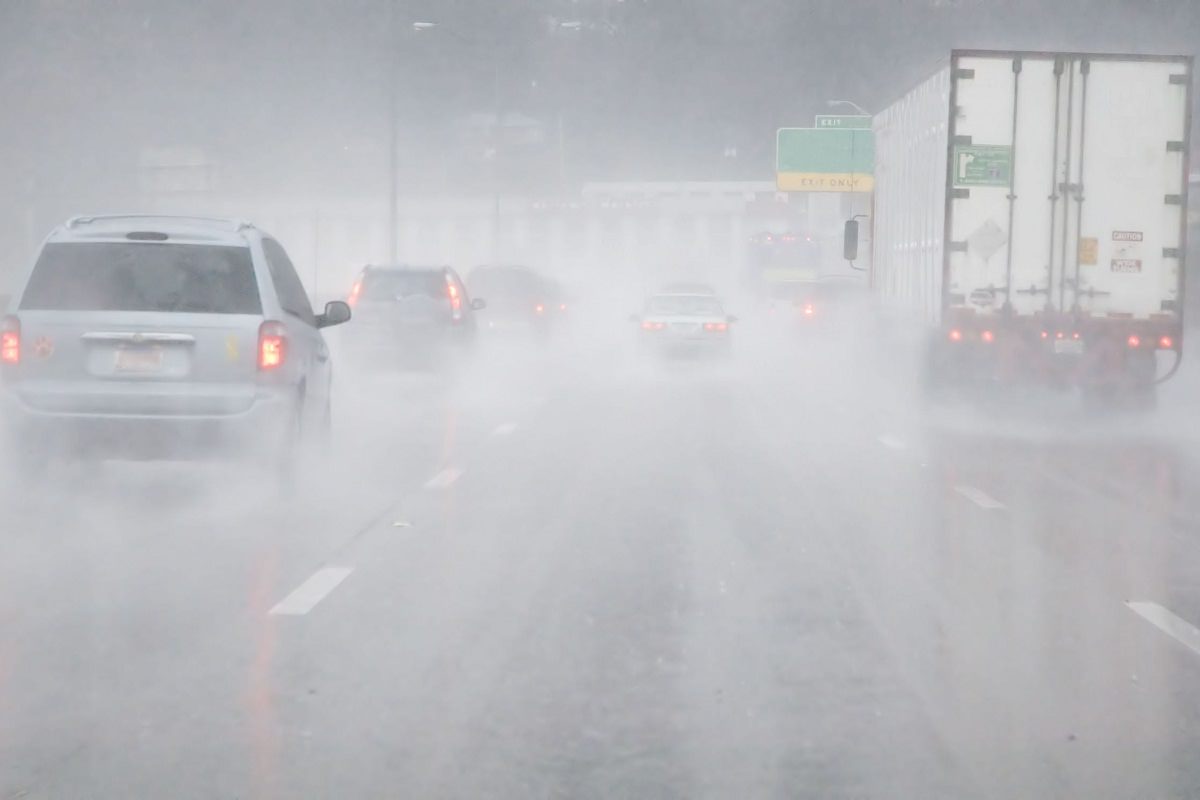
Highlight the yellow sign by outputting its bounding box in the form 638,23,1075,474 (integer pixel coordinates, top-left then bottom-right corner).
225,335,239,362
1079,236,1098,265
776,172,874,193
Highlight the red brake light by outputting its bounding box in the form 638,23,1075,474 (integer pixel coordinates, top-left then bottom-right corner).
559,303,567,312
535,303,545,314
1127,334,1141,349
980,330,994,343
447,281,462,315
348,280,362,308
802,304,815,317
1159,335,1174,349
1072,332,1081,340
258,321,286,370
1040,331,1049,340
948,328,963,342
704,322,728,332
1,317,19,365
641,320,665,331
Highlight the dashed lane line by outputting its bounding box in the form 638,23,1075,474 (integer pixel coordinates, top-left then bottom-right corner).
1127,601,1200,658
269,567,354,616
954,484,1006,510
423,468,464,490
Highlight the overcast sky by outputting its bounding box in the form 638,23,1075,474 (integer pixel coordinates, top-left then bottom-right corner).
2,0,1198,203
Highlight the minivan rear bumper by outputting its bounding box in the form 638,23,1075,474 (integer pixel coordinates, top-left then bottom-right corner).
0,386,293,461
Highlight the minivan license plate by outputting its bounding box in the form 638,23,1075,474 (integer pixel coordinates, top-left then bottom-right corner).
115,347,164,373
1053,339,1085,356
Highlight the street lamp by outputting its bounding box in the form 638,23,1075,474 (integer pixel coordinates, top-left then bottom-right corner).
826,99,871,116
384,20,463,263
410,21,506,262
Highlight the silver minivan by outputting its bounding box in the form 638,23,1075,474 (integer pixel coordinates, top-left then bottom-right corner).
0,215,351,465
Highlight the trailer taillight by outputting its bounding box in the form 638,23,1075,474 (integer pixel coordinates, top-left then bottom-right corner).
1127,334,1142,349
947,328,963,342
980,330,994,343
1158,335,1174,349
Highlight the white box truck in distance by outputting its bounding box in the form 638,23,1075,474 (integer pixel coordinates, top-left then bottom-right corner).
870,50,1191,401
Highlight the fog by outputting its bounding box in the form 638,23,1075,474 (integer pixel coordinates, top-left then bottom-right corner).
4,1,1200,798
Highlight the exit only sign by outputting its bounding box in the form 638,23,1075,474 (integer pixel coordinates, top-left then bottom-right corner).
776,127,874,192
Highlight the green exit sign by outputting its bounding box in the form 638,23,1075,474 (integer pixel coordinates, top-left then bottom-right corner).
776,128,874,192
814,115,871,129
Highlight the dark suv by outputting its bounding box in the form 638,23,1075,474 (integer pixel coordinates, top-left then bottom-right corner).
345,265,485,367
467,265,565,339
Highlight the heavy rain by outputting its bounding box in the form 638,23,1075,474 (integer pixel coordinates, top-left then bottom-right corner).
2,2,1200,797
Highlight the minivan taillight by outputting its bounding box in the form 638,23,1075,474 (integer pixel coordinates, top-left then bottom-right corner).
1,317,19,365
348,280,362,308
258,321,286,370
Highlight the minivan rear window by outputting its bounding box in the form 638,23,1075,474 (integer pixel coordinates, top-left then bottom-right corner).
20,242,262,314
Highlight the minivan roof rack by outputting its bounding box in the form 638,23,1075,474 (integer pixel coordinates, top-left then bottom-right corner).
65,214,255,232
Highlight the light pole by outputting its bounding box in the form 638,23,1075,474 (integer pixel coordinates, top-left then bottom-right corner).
825,100,872,272
385,3,402,263
826,99,871,116
412,21,505,263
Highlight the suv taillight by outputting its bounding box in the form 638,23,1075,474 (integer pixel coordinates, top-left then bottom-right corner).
258,321,286,370
348,279,362,308
1,316,19,365
447,280,463,319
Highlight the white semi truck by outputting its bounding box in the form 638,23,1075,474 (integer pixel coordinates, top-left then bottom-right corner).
867,50,1192,401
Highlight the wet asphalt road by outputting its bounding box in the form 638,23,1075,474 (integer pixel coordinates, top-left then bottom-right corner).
2,322,1200,799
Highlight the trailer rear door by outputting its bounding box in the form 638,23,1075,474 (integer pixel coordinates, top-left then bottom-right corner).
946,52,1190,323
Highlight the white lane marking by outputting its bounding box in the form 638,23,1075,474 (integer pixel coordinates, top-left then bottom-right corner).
1127,601,1200,657
954,485,1006,510
491,422,517,437
269,567,354,616
423,467,463,490
877,434,907,450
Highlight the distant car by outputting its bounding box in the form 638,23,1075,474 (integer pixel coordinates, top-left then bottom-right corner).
784,277,870,330
345,265,484,366
633,292,735,356
467,265,564,339
0,214,351,467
